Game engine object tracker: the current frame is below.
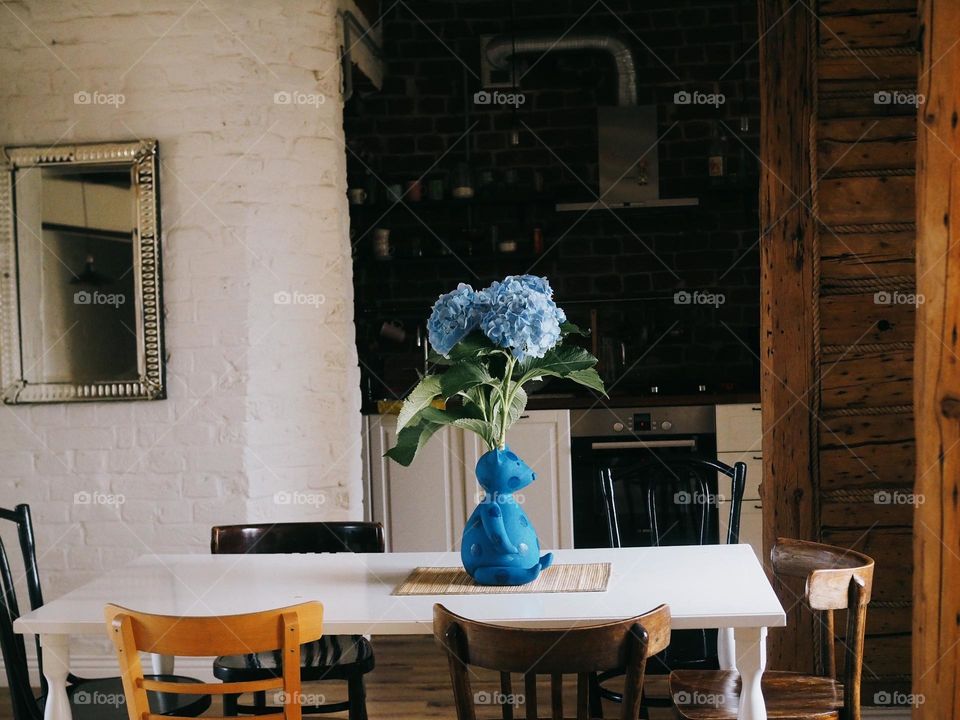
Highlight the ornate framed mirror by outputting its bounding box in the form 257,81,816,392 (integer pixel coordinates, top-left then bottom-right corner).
0,140,165,403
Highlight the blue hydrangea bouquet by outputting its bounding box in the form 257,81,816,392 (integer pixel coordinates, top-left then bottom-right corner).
386,275,606,585
386,275,606,465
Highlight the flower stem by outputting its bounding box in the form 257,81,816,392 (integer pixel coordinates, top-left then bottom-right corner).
498,355,515,450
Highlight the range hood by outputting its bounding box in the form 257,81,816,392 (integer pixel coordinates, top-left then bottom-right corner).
482,34,698,211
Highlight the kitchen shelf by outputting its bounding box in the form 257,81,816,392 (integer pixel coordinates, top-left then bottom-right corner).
555,197,700,212
348,192,554,213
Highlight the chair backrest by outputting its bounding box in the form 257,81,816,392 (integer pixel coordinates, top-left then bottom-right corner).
771,538,875,720
600,457,746,548
433,603,671,720
211,522,385,554
0,504,46,720
105,602,324,720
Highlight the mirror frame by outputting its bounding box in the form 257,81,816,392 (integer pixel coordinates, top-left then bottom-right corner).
0,140,165,403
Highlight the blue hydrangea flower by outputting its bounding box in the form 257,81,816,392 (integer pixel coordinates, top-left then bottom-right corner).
479,275,566,360
427,283,486,356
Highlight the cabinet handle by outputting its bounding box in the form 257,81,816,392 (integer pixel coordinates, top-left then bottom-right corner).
751,455,763,460
751,407,761,411
520,414,530,419
753,504,763,510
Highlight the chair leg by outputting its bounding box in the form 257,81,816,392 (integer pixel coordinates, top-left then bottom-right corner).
223,693,239,716
348,674,368,720
588,672,603,718
254,690,268,712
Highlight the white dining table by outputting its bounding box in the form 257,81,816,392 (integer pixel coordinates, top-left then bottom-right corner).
15,545,784,720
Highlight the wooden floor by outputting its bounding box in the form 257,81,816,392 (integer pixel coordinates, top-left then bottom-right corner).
0,635,672,719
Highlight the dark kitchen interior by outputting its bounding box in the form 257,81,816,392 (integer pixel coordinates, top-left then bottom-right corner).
344,0,762,407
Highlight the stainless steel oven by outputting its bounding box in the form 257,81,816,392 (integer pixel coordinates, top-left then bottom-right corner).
570,405,718,548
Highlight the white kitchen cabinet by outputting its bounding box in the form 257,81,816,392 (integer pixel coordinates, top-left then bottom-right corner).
715,403,764,562
365,410,573,552
716,403,763,453
462,409,574,551
365,415,468,552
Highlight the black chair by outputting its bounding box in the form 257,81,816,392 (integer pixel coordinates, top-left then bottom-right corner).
0,504,209,720
210,521,385,719
591,457,746,715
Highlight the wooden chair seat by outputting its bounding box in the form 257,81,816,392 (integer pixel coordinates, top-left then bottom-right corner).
213,635,375,680
670,670,844,719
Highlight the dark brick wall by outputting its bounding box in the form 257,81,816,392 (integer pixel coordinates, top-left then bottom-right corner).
346,0,761,402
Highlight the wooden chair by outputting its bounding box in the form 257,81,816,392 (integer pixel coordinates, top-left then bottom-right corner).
433,602,671,720
210,522,384,718
670,538,875,720
0,504,209,720
593,457,746,713
106,602,324,720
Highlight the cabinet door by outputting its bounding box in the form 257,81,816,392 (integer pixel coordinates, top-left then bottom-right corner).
366,415,467,552
462,410,574,550
715,403,763,452
718,500,764,563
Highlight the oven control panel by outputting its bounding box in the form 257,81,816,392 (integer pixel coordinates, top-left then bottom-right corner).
570,405,715,437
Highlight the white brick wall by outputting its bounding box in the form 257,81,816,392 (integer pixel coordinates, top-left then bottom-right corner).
0,0,362,667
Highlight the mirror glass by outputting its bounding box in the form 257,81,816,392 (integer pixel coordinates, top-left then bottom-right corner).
1,140,164,404
15,165,139,384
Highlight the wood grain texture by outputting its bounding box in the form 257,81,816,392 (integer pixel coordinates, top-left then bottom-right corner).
819,293,916,346
817,117,916,172
819,10,918,49
820,229,915,280
105,602,324,720
819,412,915,489
820,347,914,409
433,603,669,720
819,175,916,225
672,539,874,720
913,1,960,717
758,0,820,675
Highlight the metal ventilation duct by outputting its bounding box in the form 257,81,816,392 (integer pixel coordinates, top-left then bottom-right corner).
484,33,638,106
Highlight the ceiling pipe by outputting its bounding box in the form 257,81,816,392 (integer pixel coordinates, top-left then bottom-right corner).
484,33,638,106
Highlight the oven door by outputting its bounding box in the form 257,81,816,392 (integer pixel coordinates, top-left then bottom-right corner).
571,433,718,548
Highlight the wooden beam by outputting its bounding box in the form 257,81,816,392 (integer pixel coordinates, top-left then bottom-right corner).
914,1,960,717
758,0,819,673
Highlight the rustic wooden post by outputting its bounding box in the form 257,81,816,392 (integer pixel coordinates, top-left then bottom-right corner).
758,0,819,672
914,1,960,717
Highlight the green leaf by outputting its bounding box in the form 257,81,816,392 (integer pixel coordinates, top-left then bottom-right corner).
519,346,597,381
384,416,445,466
396,375,442,431
567,367,607,396
492,384,528,436
442,331,500,363
438,360,493,398
560,321,588,336
452,418,496,448
506,385,528,429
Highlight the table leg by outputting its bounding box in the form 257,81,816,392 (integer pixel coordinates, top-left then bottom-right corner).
734,626,767,720
717,628,737,671
41,634,72,720
150,653,175,676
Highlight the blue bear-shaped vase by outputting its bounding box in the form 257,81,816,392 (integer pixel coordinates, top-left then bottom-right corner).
461,446,553,585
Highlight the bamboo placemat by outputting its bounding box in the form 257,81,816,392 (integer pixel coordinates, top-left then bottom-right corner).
392,562,611,596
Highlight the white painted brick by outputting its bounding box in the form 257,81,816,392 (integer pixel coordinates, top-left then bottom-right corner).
0,0,361,603
45,427,115,451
